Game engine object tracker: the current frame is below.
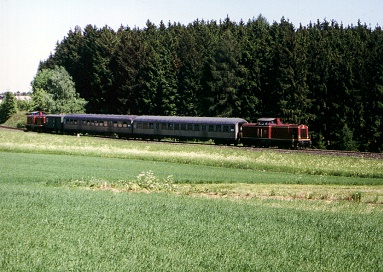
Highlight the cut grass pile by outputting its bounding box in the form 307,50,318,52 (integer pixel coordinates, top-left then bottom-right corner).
1,129,383,271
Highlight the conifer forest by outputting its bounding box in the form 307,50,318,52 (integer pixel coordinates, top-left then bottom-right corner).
40,16,383,152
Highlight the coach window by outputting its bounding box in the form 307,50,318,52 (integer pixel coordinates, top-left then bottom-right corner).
187,124,193,131
174,123,179,130
208,125,214,132
202,125,207,131
161,123,167,130
118,122,123,128
113,122,117,128
230,125,235,132
123,122,128,128
217,125,222,132
181,124,186,130
149,123,154,129
223,126,229,132
95,121,99,126
194,124,200,131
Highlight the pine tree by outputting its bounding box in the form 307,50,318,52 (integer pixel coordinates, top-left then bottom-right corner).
80,25,117,113
175,22,203,116
0,92,17,123
203,17,244,117
112,26,143,114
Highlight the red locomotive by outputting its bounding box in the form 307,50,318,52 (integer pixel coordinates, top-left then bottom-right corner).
241,118,311,148
25,111,47,131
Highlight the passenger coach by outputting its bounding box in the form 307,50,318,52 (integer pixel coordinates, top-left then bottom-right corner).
44,115,65,133
63,114,137,137
133,116,247,145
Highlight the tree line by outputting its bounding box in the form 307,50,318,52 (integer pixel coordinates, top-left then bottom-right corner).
38,16,383,152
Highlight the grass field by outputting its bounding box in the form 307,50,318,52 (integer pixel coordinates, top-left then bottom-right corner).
1,130,383,271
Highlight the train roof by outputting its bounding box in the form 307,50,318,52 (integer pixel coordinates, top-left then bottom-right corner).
135,116,248,125
63,114,137,121
258,118,279,122
46,114,65,118
61,114,248,125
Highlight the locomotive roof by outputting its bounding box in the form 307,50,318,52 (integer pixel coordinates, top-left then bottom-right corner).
135,116,247,125
258,118,279,122
64,114,137,121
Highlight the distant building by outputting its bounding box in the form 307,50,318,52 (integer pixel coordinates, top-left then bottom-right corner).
0,92,31,104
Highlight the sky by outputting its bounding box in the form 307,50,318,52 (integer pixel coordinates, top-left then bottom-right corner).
1,0,383,93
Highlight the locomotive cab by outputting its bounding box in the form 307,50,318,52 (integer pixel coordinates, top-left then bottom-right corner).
25,111,47,131
241,117,311,148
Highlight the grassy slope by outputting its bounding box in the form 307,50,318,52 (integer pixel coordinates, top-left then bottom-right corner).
1,111,27,128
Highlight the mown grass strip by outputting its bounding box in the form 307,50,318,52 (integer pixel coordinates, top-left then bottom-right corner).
2,151,383,205
1,130,383,179
2,151,383,187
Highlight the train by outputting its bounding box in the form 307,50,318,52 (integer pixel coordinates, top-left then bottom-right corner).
25,112,311,148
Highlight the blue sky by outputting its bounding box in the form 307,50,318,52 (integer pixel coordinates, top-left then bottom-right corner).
1,0,383,93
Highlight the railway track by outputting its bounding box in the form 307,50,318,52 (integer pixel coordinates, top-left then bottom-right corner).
1,125,382,159
261,147,383,160
0,125,24,131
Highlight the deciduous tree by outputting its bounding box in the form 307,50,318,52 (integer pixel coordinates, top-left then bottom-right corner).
31,66,87,113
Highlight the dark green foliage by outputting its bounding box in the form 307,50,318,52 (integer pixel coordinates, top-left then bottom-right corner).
41,17,383,151
0,92,18,123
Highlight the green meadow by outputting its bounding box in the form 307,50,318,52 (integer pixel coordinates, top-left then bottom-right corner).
1,130,382,271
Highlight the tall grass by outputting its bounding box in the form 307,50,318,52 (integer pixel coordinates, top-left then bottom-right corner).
1,184,382,271
1,130,383,271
